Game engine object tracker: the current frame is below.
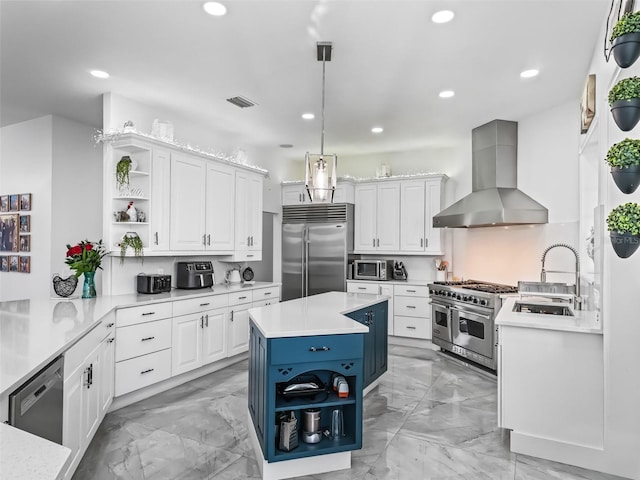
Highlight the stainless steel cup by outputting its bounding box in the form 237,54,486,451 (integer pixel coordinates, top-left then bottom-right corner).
303,408,320,433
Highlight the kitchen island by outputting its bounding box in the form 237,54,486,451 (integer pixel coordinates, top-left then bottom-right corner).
247,291,388,480
496,296,604,472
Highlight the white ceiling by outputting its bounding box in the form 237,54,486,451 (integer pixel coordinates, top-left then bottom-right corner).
0,0,609,162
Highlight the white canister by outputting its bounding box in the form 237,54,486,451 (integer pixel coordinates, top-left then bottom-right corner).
436,270,446,282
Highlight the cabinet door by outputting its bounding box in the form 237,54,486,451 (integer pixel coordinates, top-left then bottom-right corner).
202,308,228,365
149,148,171,251
63,369,83,478
99,335,115,419
373,302,388,376
248,174,263,251
171,314,202,375
170,153,206,250
82,344,102,447
206,163,235,251
400,180,426,252
376,182,401,251
282,184,308,205
234,172,251,251
354,184,378,251
228,306,250,356
424,178,444,254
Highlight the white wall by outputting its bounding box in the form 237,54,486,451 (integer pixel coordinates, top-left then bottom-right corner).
0,115,102,301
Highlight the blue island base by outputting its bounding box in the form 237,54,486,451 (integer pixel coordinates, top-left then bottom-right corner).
247,410,351,480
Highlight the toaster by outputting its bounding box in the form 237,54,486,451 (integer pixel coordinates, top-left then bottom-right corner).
137,274,172,294
176,261,215,289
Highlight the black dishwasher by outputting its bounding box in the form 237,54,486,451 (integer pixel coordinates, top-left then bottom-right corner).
9,356,64,444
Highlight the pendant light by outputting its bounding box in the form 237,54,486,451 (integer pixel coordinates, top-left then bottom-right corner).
305,41,337,203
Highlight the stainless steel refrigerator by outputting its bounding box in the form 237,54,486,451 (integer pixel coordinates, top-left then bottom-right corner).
282,203,354,301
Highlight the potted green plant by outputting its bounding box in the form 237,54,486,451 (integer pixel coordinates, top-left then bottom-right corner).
119,232,144,263
606,202,640,258
604,138,640,193
610,11,640,68
608,76,640,131
115,156,133,189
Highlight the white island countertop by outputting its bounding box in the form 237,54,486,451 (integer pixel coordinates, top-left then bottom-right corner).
0,282,279,397
248,291,389,338
496,297,602,334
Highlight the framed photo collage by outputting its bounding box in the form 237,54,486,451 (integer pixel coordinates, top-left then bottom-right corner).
0,193,31,273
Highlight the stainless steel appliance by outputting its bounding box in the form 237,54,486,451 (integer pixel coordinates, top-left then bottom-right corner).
353,259,394,281
428,280,517,370
9,356,64,444
137,273,172,294
282,203,354,301
176,261,215,289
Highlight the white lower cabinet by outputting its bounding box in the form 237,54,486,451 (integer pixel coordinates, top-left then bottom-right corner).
393,284,431,339
228,291,253,356
171,304,228,376
347,281,394,335
115,349,172,396
63,317,115,479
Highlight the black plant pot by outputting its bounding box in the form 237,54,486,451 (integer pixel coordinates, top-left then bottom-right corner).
612,32,640,68
610,231,640,258
610,98,640,131
611,164,640,194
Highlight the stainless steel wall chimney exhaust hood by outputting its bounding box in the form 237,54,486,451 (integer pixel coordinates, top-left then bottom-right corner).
433,119,548,228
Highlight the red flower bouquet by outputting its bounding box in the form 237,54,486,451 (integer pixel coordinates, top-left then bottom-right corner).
65,240,107,277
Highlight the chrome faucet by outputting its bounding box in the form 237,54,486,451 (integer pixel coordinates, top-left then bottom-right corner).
540,243,581,310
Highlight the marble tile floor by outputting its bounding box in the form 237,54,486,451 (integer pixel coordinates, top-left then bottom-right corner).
73,345,626,480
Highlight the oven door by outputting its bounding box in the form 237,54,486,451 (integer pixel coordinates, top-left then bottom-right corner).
451,305,494,359
430,300,452,344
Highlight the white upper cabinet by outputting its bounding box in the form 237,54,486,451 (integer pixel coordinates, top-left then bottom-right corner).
170,153,208,250
149,148,171,251
205,163,235,252
399,176,445,255
234,171,263,261
282,181,355,205
354,181,401,253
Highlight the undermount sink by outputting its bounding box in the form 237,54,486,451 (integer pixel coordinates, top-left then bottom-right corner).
513,301,574,316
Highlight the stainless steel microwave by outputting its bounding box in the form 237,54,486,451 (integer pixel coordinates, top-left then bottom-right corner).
353,260,394,281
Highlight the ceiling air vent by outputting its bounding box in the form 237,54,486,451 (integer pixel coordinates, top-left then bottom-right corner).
226,96,256,108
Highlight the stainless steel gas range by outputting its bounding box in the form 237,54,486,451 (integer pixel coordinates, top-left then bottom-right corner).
428,280,517,371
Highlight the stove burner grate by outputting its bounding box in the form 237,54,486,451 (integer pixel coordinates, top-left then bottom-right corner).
432,279,517,294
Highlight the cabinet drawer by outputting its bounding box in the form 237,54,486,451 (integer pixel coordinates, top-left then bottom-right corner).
393,284,428,297
394,296,429,317
115,318,172,362
270,334,362,365
394,315,429,339
252,286,280,301
252,299,279,308
229,290,253,306
347,282,380,294
115,348,172,397
64,322,104,381
173,294,227,317
116,302,173,328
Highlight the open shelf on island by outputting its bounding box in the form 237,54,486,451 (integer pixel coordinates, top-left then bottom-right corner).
275,390,355,411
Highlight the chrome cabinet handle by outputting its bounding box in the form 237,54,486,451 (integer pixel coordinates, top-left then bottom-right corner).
309,346,330,352
406,326,417,330
358,287,366,290
231,310,234,322
203,234,207,246
406,305,416,309
141,336,155,341
141,368,154,375
247,236,250,246
372,238,375,247
425,238,428,247
205,314,209,327
106,322,115,328
239,296,247,300
200,316,204,328
264,292,272,296
407,289,416,293
421,238,423,247
141,312,155,316
207,234,211,245
107,337,115,343
247,254,254,258
377,238,380,247
200,302,210,307
155,232,159,245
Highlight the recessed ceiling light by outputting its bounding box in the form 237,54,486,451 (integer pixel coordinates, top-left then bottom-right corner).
439,90,455,98
520,69,539,78
371,127,384,133
302,113,315,120
90,70,109,79
203,2,227,16
432,10,454,23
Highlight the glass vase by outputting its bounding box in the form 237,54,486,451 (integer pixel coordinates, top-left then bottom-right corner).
82,272,97,299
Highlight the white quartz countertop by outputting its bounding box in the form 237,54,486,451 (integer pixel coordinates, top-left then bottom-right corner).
248,291,389,338
0,423,71,480
0,282,279,397
496,297,602,334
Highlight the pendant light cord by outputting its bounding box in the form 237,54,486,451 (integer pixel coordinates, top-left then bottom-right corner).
320,49,326,157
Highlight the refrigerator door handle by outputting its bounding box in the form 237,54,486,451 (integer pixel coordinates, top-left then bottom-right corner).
304,226,310,297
